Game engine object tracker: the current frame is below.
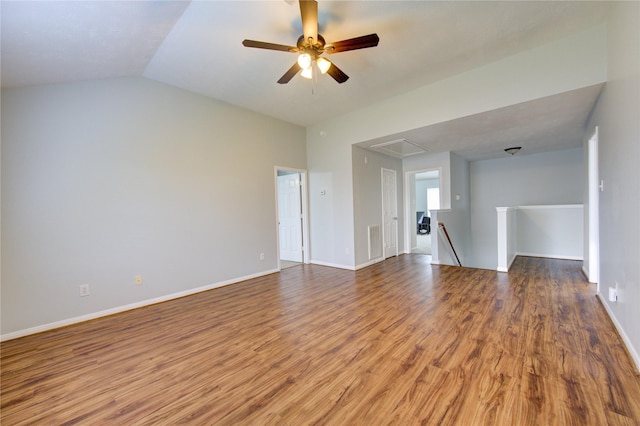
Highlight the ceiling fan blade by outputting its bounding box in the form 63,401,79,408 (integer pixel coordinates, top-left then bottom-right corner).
325,34,380,53
278,62,302,84
299,0,318,44
242,39,298,53
326,61,349,84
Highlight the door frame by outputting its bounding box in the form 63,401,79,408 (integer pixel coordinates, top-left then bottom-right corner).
274,166,310,267
587,127,600,287
403,168,442,254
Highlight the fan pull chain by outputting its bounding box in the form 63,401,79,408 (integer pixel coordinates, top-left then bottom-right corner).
311,61,318,94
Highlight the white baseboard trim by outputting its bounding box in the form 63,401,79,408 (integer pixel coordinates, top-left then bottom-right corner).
596,293,640,373
497,254,518,272
581,265,597,283
355,258,384,270
1,268,280,342
309,260,355,271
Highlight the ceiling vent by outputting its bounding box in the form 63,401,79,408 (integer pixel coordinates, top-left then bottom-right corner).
370,139,427,158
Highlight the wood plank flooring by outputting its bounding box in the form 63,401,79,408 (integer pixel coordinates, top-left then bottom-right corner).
2,256,640,425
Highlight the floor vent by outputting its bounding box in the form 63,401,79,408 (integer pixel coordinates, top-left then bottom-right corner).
368,225,382,260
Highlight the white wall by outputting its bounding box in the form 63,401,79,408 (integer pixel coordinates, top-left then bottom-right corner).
468,148,584,270
515,205,584,260
352,146,403,268
428,153,471,266
306,130,355,268
496,207,517,272
448,153,472,264
307,25,606,269
497,205,582,272
431,153,472,267
1,77,306,337
585,2,640,370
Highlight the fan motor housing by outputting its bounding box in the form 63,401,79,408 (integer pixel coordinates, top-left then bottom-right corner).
297,34,326,56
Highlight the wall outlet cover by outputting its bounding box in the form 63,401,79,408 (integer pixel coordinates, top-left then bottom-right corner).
79,284,90,297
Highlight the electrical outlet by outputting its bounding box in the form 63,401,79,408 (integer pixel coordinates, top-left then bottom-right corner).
259,253,265,260
135,275,143,285
79,284,90,297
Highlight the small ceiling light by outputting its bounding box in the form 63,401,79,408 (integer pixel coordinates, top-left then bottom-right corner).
300,66,313,79
504,146,521,156
297,53,312,69
317,57,331,74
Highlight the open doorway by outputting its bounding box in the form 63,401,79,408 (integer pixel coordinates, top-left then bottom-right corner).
404,169,440,256
275,167,309,270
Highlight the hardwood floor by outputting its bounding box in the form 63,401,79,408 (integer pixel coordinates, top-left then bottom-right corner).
2,256,640,425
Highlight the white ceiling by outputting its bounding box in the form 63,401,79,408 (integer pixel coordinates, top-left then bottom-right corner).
1,0,611,161
357,83,604,161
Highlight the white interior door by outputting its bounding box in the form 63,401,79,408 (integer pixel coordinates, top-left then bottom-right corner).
278,173,303,262
382,168,398,258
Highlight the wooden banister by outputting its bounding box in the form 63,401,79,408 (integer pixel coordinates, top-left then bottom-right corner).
438,221,461,266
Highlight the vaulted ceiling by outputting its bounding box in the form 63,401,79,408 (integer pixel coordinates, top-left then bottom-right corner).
1,1,611,160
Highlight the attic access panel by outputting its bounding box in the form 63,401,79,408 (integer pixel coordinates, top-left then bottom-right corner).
369,139,427,158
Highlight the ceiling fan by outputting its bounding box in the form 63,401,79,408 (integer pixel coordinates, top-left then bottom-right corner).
242,0,379,84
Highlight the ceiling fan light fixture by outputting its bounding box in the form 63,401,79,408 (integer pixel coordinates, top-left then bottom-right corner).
317,57,331,74
242,0,379,85
300,66,313,79
297,53,312,69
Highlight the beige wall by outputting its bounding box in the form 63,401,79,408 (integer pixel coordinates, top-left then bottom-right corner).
586,2,640,370
1,77,306,337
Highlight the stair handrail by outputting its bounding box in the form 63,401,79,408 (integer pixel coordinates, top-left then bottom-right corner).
437,221,461,266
